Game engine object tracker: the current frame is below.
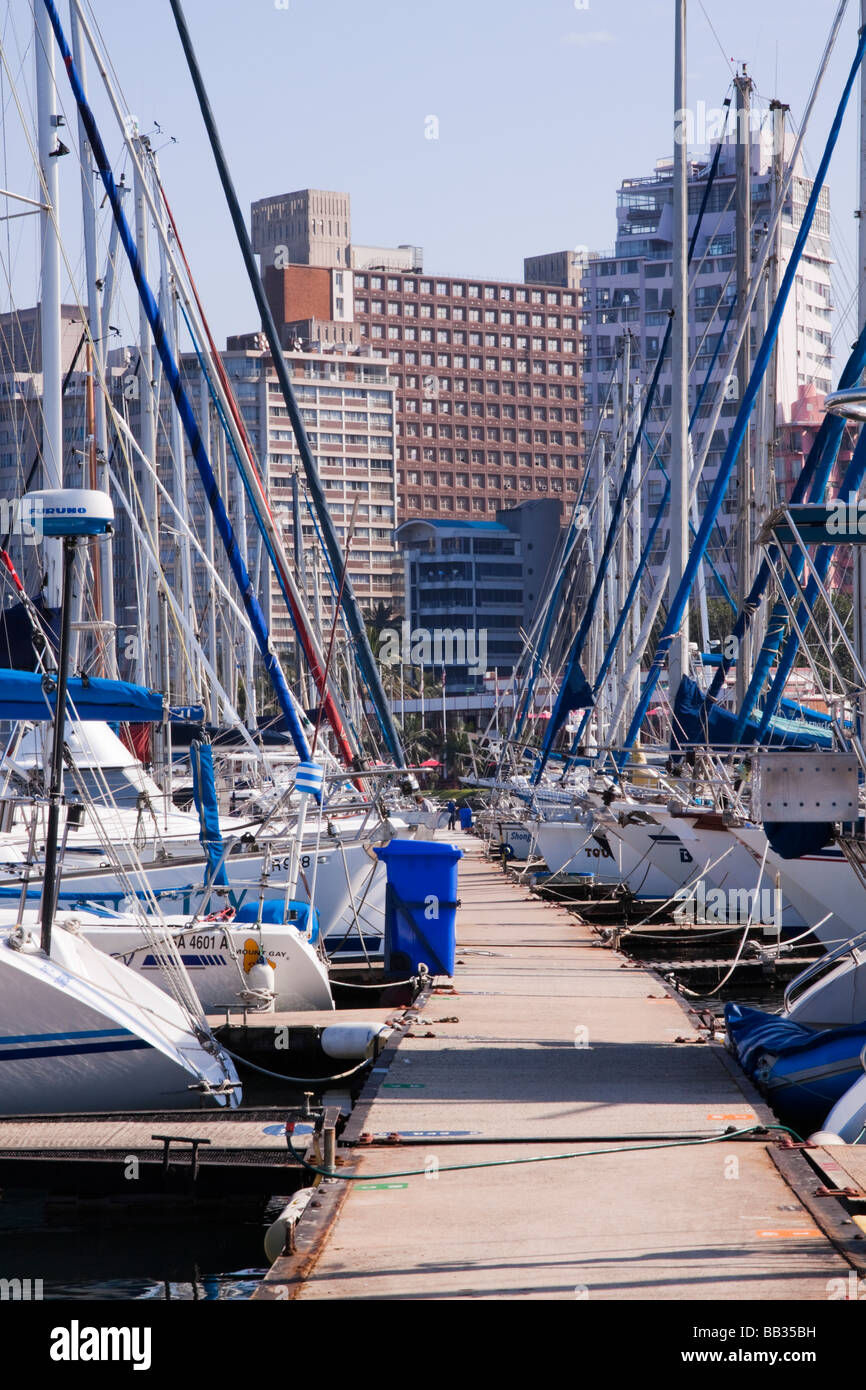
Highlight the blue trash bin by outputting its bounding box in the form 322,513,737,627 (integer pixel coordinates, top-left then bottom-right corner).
458,805,473,830
374,839,463,976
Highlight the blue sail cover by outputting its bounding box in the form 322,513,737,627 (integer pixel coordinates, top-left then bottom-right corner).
673,676,833,751
544,658,594,744
190,739,229,887
0,669,163,722
169,704,205,724
0,598,57,669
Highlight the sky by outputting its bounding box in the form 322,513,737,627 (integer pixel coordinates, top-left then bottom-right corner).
1,0,864,354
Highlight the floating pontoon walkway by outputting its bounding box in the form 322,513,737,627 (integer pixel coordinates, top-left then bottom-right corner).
257,831,853,1301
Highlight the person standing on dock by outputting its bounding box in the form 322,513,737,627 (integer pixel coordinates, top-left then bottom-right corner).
447,799,457,830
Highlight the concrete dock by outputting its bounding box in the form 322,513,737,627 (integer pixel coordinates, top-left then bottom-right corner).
254,831,856,1301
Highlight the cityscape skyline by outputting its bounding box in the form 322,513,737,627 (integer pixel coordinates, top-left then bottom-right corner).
0,1,861,359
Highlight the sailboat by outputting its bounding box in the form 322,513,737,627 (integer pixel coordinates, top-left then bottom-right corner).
0,489,240,1114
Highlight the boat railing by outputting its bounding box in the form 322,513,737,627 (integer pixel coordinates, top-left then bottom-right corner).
783,923,866,1011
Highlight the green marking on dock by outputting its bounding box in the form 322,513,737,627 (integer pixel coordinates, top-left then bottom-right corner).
356,1182,409,1191
382,1082,425,1089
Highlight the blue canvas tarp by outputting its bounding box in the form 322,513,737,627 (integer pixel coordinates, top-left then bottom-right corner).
673,676,833,751
0,668,163,722
190,739,229,888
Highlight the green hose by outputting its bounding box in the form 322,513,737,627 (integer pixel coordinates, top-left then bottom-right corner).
287,1122,805,1181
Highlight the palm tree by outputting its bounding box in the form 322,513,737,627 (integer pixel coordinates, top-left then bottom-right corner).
365,601,400,653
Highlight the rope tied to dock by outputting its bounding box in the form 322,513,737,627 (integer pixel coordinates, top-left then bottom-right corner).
221,1045,373,1086
284,1123,806,1182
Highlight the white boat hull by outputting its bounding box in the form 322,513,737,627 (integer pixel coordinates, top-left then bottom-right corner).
531,817,681,897
0,923,240,1115
730,827,856,949
82,917,333,1013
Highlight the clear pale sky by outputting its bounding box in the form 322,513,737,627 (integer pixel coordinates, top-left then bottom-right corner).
2,0,863,353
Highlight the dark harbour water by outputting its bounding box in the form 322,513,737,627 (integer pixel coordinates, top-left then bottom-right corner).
0,1087,353,1302
0,1191,283,1300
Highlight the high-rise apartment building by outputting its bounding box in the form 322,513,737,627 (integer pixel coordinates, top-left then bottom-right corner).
219,342,399,630
119,342,399,675
530,130,833,593
250,189,582,527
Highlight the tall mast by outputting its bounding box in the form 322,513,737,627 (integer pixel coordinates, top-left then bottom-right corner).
734,68,754,708
753,99,786,659
168,0,406,769
855,0,866,697
154,163,197,703
132,137,159,690
200,370,218,723
34,5,63,610
616,332,631,704
629,365,642,727
668,0,690,706
69,7,116,677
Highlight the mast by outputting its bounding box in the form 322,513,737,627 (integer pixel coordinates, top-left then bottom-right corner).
233,463,257,729
734,67,754,708
616,333,631,704
156,180,197,704
168,0,405,769
855,0,866,705
69,7,116,677
594,435,607,738
83,342,104,671
629,366,642,727
668,0,690,709
291,469,312,707
753,99,786,659
132,138,159,690
70,0,360,761
34,5,63,610
200,369,218,723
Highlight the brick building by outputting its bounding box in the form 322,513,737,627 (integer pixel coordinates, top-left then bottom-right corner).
249,190,583,527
